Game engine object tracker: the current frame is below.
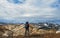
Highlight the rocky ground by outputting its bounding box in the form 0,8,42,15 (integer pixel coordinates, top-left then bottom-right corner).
0,24,60,38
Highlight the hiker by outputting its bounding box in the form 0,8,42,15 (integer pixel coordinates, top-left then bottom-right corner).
25,22,29,36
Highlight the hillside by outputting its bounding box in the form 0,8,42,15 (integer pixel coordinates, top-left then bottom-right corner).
0,24,60,38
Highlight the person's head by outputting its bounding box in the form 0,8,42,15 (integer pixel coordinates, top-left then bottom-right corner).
26,21,29,24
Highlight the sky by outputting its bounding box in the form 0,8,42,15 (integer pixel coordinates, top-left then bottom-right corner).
0,0,60,23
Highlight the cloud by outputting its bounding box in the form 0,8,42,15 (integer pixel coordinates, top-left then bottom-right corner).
0,0,60,23
7,0,26,4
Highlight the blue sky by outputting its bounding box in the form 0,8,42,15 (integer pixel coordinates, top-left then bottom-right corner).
0,0,60,23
